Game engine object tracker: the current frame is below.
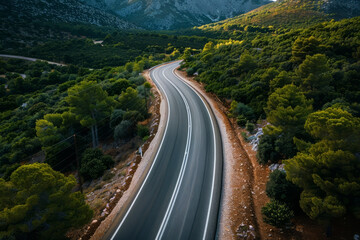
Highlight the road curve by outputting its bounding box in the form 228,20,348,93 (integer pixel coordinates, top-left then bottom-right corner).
0,54,67,66
108,61,223,240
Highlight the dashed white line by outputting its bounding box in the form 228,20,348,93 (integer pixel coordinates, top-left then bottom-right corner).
155,66,193,240
110,65,172,240
172,66,218,240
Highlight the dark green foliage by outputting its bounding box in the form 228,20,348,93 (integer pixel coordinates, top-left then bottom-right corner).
1,163,20,181
257,134,279,164
285,108,360,220
230,101,256,120
110,109,126,129
0,163,92,239
262,200,294,228
137,124,150,138
0,57,153,173
236,115,247,127
266,170,300,209
107,79,131,96
118,87,147,118
129,76,145,85
114,120,134,140
245,122,255,133
80,148,114,180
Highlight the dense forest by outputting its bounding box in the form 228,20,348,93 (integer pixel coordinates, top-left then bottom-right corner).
0,54,169,238
0,17,215,238
1,21,210,68
183,16,360,228
1,0,360,237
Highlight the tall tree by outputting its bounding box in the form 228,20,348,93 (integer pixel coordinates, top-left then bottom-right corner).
0,163,92,239
66,81,114,147
265,84,313,134
285,108,360,220
297,54,334,108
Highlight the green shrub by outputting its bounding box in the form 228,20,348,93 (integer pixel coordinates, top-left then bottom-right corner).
110,109,126,129
114,120,134,140
257,134,279,164
262,200,294,228
234,102,256,120
186,68,195,76
128,76,145,86
236,115,247,127
246,122,256,133
266,170,301,208
241,132,249,142
137,124,150,138
80,148,114,180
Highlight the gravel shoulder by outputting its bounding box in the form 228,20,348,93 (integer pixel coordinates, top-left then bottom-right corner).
175,69,260,239
89,69,168,239
175,69,328,240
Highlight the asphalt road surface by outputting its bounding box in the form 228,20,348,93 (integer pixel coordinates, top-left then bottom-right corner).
0,54,67,66
108,61,223,240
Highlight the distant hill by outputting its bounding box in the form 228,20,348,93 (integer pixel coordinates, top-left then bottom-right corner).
0,0,137,30
198,0,360,31
81,0,272,30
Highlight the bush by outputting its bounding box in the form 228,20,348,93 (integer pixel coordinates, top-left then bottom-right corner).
186,68,195,76
266,170,301,208
137,124,149,138
237,115,247,127
124,110,144,122
234,102,256,120
246,122,256,133
241,132,249,142
262,200,294,228
110,109,126,129
128,76,145,86
114,120,134,140
80,148,114,180
107,79,130,95
257,134,279,164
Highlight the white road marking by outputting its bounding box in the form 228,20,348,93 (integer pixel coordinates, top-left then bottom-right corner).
172,67,218,240
155,65,193,240
110,65,172,240
110,62,219,240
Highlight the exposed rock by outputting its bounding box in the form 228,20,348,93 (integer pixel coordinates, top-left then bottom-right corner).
269,163,285,172
81,0,271,29
1,0,137,30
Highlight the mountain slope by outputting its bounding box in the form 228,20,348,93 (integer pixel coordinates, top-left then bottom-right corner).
0,0,137,30
198,0,360,31
81,0,272,30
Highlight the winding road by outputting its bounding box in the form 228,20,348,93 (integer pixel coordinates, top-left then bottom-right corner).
0,54,67,66
108,62,223,240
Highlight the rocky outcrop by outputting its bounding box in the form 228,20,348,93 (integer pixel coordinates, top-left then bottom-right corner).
81,0,272,29
323,0,360,19
1,0,137,30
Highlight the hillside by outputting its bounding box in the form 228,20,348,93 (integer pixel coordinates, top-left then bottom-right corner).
81,0,271,30
198,0,360,31
0,0,137,30
183,15,360,239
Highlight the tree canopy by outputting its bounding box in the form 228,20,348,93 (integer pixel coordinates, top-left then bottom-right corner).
0,163,92,239
285,108,360,220
66,80,115,147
